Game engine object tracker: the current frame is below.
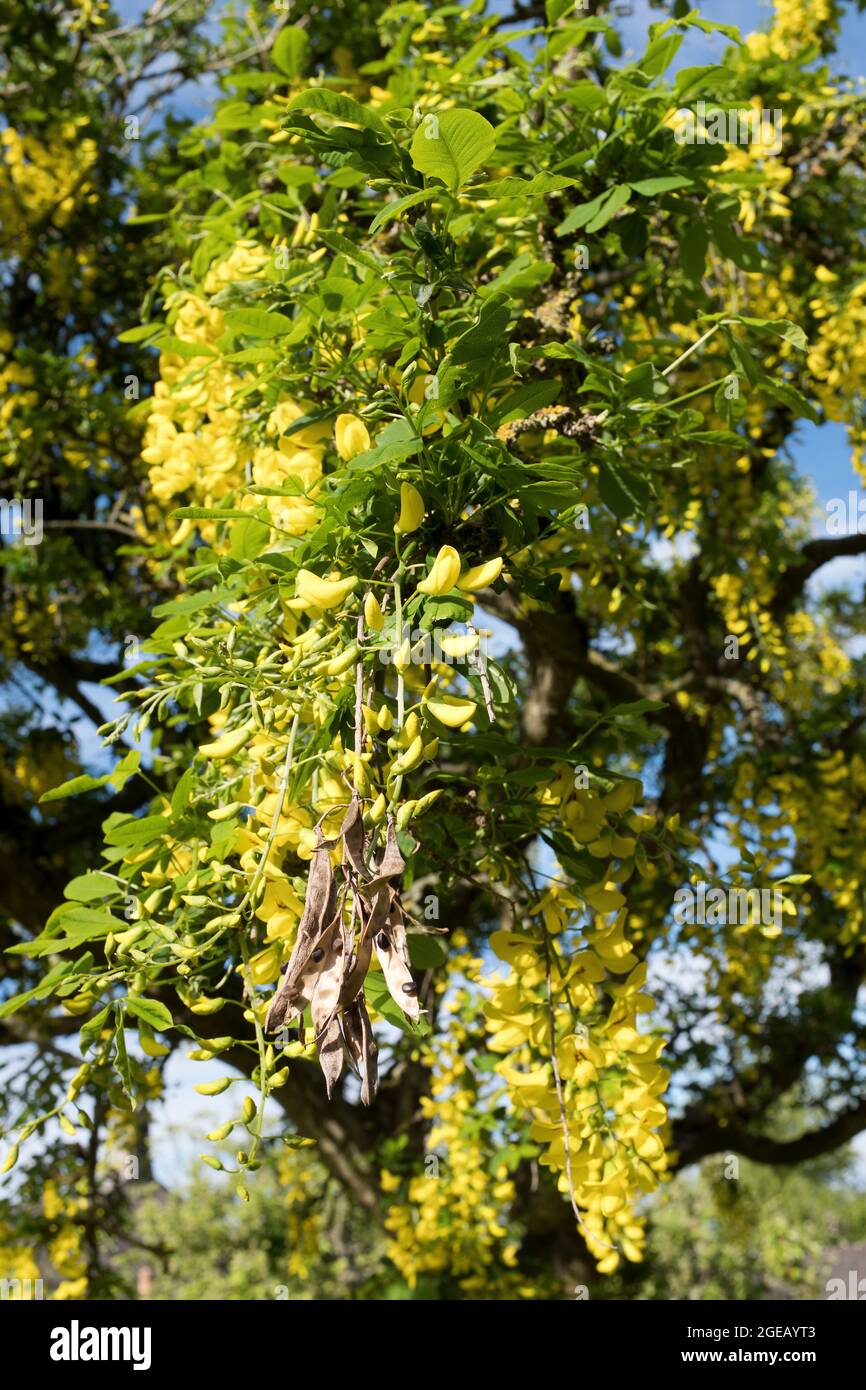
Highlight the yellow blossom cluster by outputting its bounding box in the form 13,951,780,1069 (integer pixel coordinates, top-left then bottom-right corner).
483,879,669,1273
66,0,110,30
42,1180,88,1300
0,346,37,431
732,749,866,951
719,125,793,234
381,1026,525,1296
0,1227,41,1297
712,571,785,676
0,122,98,253
277,1154,328,1281
806,270,866,469
745,0,838,61
140,240,337,552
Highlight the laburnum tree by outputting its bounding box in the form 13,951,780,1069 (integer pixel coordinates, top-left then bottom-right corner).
3,0,866,1299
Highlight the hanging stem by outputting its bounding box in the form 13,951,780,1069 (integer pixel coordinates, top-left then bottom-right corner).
239,711,299,916
394,573,405,731
238,931,268,1172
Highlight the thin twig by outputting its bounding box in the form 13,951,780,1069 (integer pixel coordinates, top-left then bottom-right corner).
468,622,495,724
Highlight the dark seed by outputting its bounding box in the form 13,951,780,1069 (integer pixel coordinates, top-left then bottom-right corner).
311,948,324,963
401,982,418,997
376,932,390,951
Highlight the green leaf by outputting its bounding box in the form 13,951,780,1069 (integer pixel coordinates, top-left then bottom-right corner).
152,584,236,618
680,222,708,282
410,109,496,192
639,33,684,78
475,173,580,198
40,748,138,804
114,1007,134,1101
153,334,217,359
710,221,763,273
109,749,141,791
230,515,269,561
64,873,117,903
126,996,173,1032
286,88,393,140
45,903,121,939
478,253,552,298
80,1005,111,1054
585,184,631,233
491,379,561,427
365,969,430,1036
40,772,112,803
347,437,422,471
0,963,73,1018
557,184,630,236
675,64,729,99
545,0,575,22
368,188,439,234
629,175,692,196
116,323,163,344
597,459,650,519
272,26,310,78
681,429,743,446
449,292,512,365
315,229,380,273
124,211,171,226
224,308,294,338
171,767,196,820
169,507,253,521
682,13,742,42
104,814,170,848
407,934,448,968
737,317,809,352
417,593,474,630
610,698,668,720
758,375,819,424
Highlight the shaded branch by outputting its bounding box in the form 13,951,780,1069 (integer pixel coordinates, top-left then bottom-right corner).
772,533,866,614
673,1097,866,1169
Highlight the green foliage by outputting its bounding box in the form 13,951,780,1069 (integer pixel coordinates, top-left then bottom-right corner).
635,1155,866,1302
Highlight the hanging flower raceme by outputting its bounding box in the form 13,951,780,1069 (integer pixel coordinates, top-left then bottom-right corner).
484,889,670,1273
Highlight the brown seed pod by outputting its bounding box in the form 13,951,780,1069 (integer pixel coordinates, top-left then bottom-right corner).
265,805,422,1095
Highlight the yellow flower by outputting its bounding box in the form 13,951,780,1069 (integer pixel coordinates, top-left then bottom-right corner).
294,568,358,610
364,592,384,630
396,481,425,533
417,545,460,595
424,695,478,728
334,413,370,462
457,556,503,592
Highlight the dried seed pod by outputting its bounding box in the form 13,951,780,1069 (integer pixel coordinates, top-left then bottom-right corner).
266,801,425,1096
373,906,420,1022
343,995,378,1105
340,796,367,877
339,931,372,1009
265,830,336,1031
317,1016,347,1099
309,927,347,1036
